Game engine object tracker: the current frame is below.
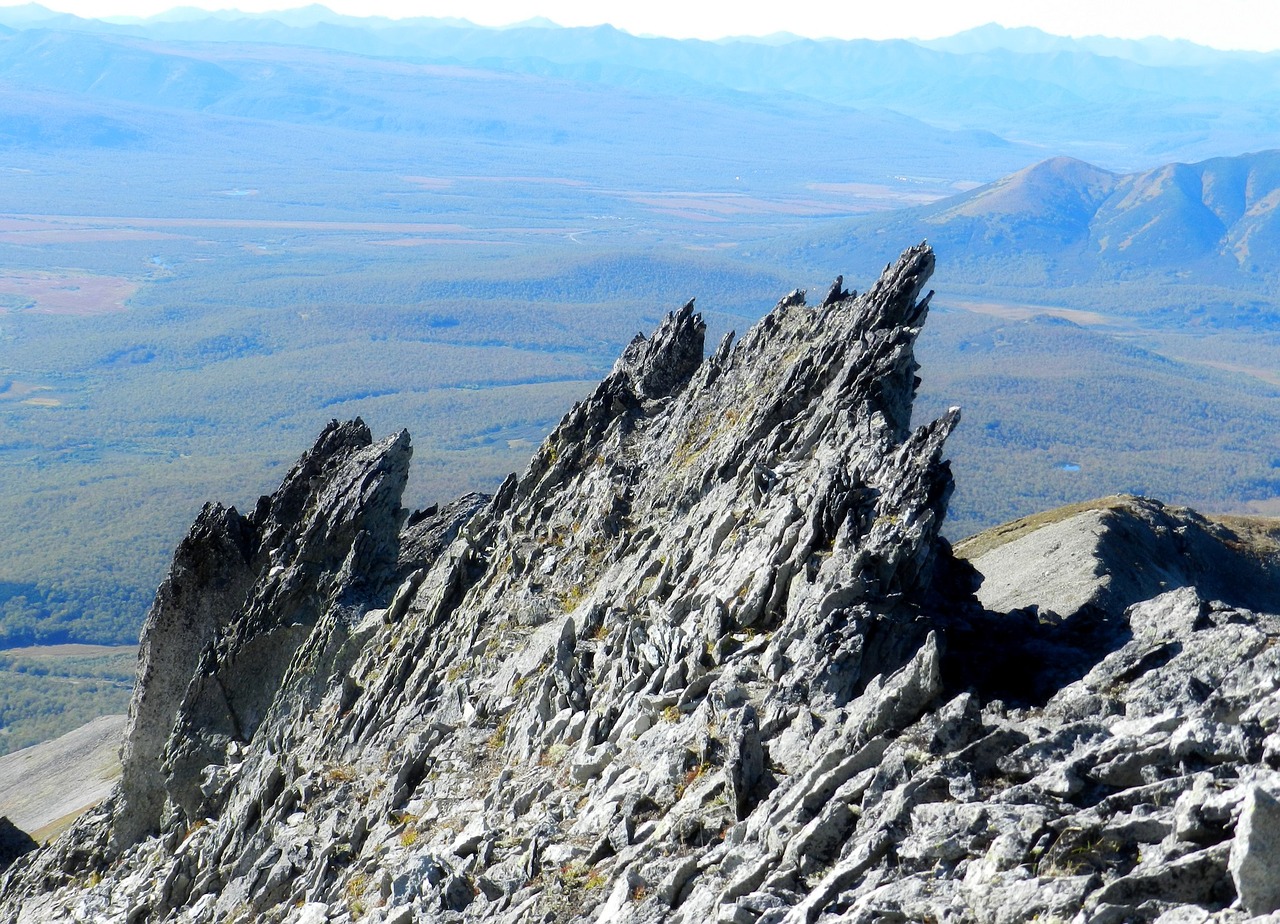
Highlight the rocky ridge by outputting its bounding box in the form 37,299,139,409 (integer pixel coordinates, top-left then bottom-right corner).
2,244,1280,923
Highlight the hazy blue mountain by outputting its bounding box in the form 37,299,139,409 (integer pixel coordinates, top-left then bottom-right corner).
0,88,147,148
0,8,1275,168
918,22,1247,67
0,3,80,26
0,23,1035,199
0,30,242,110
1092,154,1280,271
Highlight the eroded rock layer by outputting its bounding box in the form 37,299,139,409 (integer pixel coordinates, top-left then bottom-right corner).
3,245,1279,924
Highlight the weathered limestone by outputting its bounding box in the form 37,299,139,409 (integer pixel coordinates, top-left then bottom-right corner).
958,494,1280,620
113,502,254,848
116,419,412,846
1231,786,1280,915
1,246,1278,924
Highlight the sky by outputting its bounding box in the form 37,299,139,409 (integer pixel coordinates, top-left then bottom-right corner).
4,0,1280,51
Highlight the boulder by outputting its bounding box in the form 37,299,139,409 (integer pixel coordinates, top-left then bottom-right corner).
1230,786,1280,915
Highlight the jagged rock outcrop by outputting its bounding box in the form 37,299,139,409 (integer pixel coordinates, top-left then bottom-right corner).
1,244,1278,924
115,419,415,847
944,495,1280,707
115,502,256,848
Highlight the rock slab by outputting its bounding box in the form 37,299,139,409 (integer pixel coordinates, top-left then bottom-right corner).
1231,786,1280,915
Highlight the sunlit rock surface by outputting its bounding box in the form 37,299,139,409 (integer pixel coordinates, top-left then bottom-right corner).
3,245,1279,924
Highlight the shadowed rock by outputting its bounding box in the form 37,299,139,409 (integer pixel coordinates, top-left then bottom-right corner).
113,503,254,848
957,494,1280,621
0,820,35,875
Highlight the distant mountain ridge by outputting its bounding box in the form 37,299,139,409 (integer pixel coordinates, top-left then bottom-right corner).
804,149,1280,318
0,7,1277,166
0,22,1022,182
918,22,1266,66
934,151,1280,269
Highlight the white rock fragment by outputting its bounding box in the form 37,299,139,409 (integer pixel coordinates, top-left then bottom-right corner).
1231,786,1280,915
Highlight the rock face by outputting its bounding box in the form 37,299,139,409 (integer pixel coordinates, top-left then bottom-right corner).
115,419,415,847
1,244,1279,924
956,494,1280,621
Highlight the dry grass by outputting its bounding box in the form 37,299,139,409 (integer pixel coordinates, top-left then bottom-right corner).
322,764,359,785
953,492,1280,566
1206,513,1280,559
343,872,371,917
487,716,510,752
31,804,97,844
0,644,136,661
953,495,1136,560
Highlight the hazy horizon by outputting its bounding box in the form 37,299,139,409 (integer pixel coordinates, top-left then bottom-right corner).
1,0,1278,52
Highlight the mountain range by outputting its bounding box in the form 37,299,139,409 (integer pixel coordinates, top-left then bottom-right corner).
917,151,1280,278
3,6,1280,166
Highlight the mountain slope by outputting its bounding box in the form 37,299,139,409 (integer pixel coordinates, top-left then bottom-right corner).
1,247,1279,923
802,149,1280,319
927,150,1280,273
0,715,123,843
927,155,1121,248
0,26,1022,168
2,247,956,919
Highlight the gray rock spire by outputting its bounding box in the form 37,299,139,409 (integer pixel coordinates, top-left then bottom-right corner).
4,245,1278,924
